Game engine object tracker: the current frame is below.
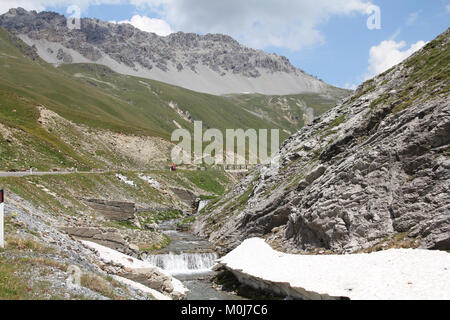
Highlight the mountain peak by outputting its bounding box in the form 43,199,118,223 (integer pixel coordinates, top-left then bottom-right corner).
0,8,334,95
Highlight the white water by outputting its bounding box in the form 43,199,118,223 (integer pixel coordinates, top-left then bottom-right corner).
146,252,218,276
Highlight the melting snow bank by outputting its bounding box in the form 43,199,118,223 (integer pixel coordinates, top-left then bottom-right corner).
81,240,189,300
138,174,161,189
112,276,171,300
115,173,136,187
216,238,450,300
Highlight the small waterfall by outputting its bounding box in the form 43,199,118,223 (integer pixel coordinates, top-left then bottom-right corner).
146,252,218,275
197,200,210,213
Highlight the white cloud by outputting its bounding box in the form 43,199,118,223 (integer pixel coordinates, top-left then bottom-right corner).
118,15,173,36
0,1,173,36
406,12,419,26
129,0,374,50
0,0,122,15
447,4,450,13
366,39,426,79
0,1,46,13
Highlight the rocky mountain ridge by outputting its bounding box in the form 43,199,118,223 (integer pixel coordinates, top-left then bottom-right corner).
192,28,450,254
0,7,335,95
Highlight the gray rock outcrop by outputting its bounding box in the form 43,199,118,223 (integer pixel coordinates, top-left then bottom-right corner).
61,227,129,251
122,268,175,296
0,7,338,95
82,199,136,221
170,188,197,206
193,29,450,254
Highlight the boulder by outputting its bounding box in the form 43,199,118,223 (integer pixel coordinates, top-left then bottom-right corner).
145,223,159,231
60,227,128,251
122,268,174,295
128,244,140,252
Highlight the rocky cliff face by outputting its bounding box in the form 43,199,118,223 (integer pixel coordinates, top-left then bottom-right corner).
0,8,334,95
193,29,450,254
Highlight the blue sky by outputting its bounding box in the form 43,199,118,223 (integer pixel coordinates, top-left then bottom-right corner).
2,0,449,89
283,0,450,88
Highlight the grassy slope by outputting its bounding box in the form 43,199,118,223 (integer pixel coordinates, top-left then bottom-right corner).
0,169,232,214
225,89,350,134
0,212,148,300
0,28,159,170
58,63,288,136
0,27,344,170
0,26,288,137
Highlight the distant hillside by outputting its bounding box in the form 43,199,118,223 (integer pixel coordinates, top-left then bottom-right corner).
0,8,348,96
0,27,347,171
225,91,348,136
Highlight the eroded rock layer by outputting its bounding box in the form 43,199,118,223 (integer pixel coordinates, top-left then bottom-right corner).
193,29,450,254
